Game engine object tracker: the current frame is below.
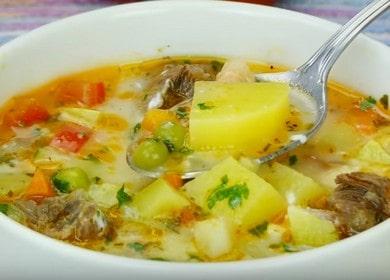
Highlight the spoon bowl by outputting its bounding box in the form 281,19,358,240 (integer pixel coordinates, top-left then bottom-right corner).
128,0,389,179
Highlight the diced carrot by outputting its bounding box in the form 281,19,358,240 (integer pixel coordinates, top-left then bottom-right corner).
24,170,55,201
141,109,177,132
163,173,183,189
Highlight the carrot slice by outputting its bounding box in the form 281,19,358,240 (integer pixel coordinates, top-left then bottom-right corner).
24,170,55,201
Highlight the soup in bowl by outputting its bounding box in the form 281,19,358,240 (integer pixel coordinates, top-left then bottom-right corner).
0,1,389,279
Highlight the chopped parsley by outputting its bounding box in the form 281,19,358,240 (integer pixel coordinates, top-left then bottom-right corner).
116,186,132,207
249,222,268,237
207,175,249,210
83,153,100,162
93,176,103,184
176,107,189,119
133,123,141,135
197,103,214,110
288,155,298,166
282,243,299,253
379,94,389,110
128,242,145,252
0,204,9,215
149,257,168,261
162,139,175,153
178,146,194,155
359,96,376,111
211,60,224,72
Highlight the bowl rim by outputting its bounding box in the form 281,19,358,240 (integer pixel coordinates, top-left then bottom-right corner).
0,0,389,271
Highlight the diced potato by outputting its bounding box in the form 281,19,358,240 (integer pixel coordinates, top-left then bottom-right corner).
133,178,190,219
193,217,234,259
184,158,286,228
157,230,198,262
58,107,100,128
241,224,286,258
189,81,289,152
309,119,364,153
288,206,338,247
357,139,390,165
88,183,122,208
258,162,327,206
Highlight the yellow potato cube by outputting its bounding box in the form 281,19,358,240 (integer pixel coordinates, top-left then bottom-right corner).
133,179,190,219
193,217,235,259
288,206,339,247
184,158,287,229
258,162,327,206
189,81,289,151
358,140,390,165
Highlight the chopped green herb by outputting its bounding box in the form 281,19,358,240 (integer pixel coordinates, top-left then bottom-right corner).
116,186,132,207
143,94,149,101
84,153,100,162
211,60,224,72
379,94,389,110
162,139,175,153
93,176,103,184
176,107,189,119
249,222,268,237
359,96,376,111
207,175,249,210
128,242,145,252
133,123,141,135
282,243,299,253
161,218,180,233
289,155,298,166
197,103,215,110
188,254,202,261
178,146,194,155
0,204,9,215
182,59,192,64
149,257,168,261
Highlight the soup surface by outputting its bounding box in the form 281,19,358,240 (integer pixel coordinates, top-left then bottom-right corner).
0,57,389,262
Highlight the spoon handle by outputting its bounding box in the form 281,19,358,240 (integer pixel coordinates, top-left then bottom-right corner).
299,0,389,83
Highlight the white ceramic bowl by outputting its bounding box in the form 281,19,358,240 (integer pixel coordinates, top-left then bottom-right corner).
0,1,389,279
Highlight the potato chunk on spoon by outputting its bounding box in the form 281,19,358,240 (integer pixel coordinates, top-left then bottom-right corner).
127,0,389,179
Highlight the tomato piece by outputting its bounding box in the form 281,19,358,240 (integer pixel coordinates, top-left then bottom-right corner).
3,99,50,127
86,82,105,106
56,81,106,107
50,123,91,153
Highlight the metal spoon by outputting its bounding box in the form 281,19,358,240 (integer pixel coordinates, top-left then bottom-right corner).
128,0,389,179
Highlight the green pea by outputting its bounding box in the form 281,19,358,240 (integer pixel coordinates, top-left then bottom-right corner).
132,139,169,170
154,121,186,150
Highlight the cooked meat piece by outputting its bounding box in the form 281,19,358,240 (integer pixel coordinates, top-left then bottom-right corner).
330,172,390,236
15,190,112,241
216,59,254,83
148,64,214,109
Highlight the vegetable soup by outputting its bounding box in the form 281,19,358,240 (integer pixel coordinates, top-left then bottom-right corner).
0,57,389,262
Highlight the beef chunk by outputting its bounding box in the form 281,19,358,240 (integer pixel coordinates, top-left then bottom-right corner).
330,172,390,236
15,190,112,241
148,64,214,109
